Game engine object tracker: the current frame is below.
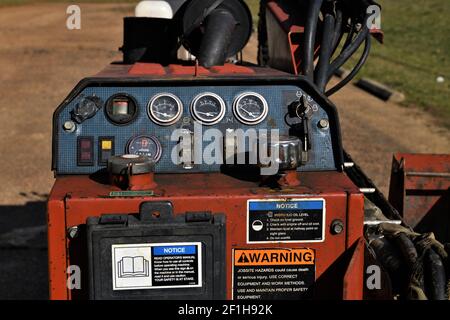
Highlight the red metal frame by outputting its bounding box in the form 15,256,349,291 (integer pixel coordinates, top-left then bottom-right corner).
389,153,450,242
48,171,365,300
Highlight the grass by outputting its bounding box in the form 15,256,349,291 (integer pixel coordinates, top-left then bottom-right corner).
244,0,260,24
344,0,450,127
3,0,449,127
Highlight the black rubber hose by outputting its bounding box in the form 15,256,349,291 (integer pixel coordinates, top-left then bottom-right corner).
342,22,356,50
257,0,269,66
424,249,447,300
371,238,404,274
301,0,323,80
393,233,419,271
198,8,237,67
328,15,370,78
326,34,371,96
331,8,343,52
315,12,336,92
370,237,407,293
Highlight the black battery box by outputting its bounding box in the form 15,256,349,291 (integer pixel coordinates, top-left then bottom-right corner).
87,201,226,300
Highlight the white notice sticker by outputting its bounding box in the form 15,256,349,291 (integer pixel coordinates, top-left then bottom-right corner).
111,242,202,291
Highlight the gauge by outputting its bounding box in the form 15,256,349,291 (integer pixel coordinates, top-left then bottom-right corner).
190,92,226,125
105,93,138,125
126,135,162,162
233,92,268,125
148,93,183,126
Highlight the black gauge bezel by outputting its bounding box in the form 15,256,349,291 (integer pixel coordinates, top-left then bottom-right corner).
233,92,269,125
147,93,183,126
104,93,139,126
125,134,162,162
190,92,226,126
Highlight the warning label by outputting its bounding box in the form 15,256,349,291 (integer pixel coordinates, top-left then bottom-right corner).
152,245,199,287
232,248,315,300
247,199,325,243
111,242,202,291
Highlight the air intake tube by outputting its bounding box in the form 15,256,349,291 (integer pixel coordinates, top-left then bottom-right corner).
182,0,252,67
197,9,237,67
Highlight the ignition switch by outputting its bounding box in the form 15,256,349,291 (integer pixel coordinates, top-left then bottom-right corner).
71,96,103,124
288,95,313,165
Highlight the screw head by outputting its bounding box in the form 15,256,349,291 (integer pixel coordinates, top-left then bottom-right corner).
318,119,329,129
63,120,76,132
67,226,79,239
331,219,344,235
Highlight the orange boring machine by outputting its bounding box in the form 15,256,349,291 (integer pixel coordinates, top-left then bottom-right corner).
47,0,450,300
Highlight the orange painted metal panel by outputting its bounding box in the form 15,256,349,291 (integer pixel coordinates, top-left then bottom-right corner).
48,171,364,299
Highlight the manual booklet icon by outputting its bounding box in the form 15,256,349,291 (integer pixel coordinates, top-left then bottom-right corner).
118,256,149,278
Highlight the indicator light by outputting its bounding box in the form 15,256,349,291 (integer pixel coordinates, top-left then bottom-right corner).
99,137,115,166
77,137,94,166
102,140,112,150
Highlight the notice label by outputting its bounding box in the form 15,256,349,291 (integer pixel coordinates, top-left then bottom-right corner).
111,242,202,291
232,248,315,300
247,199,325,243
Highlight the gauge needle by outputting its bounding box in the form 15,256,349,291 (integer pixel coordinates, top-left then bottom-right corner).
197,111,216,117
154,111,171,118
240,107,256,118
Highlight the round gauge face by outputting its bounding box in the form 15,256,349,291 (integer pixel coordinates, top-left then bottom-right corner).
105,94,138,125
191,93,226,125
148,93,183,126
233,92,269,125
126,135,162,162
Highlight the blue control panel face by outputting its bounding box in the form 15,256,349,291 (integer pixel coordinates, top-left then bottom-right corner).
54,83,339,174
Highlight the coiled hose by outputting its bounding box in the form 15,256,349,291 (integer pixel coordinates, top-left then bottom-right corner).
368,223,450,300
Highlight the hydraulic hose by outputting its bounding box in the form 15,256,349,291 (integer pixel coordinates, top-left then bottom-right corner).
302,0,323,80
326,34,371,96
424,249,447,300
393,232,419,271
315,12,336,91
370,237,404,274
331,8,343,52
328,15,370,78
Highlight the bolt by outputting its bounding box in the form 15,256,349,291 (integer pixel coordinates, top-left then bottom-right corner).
67,226,79,239
344,162,355,168
63,120,76,132
331,219,344,235
318,119,329,129
183,163,194,170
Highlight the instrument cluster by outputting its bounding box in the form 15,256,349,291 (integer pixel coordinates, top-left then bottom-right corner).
54,83,339,175
104,91,269,127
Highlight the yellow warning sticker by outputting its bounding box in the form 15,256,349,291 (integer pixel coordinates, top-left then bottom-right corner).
234,248,315,266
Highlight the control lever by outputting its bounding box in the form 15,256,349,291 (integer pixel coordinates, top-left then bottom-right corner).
288,95,312,165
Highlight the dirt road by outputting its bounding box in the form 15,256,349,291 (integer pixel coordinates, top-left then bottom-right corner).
1,3,448,205
0,3,448,299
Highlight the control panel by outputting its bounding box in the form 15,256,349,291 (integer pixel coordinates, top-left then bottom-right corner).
53,78,342,175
